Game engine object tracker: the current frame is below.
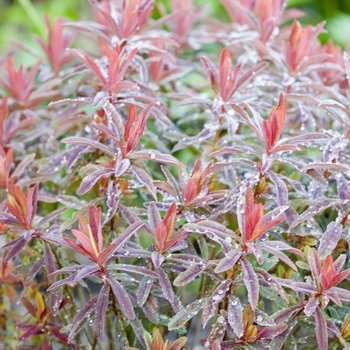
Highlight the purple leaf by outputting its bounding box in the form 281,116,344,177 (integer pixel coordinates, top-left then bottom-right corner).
48,265,82,277
173,263,206,287
103,182,120,225
157,267,174,303
268,172,288,206
5,236,27,262
73,265,100,282
44,243,56,282
115,157,130,177
241,258,259,308
272,304,304,323
141,299,159,324
259,324,288,340
77,167,114,195
274,278,318,294
315,307,328,350
47,274,77,291
227,295,244,338
137,276,153,306
304,296,319,316
99,221,144,265
35,207,67,228
101,100,125,140
202,279,232,327
93,90,108,107
334,254,346,273
289,199,335,229
108,264,158,278
215,249,243,273
50,289,63,317
62,136,115,157
236,61,269,89
329,287,350,302
336,173,350,199
128,150,185,167
147,202,161,231
18,325,42,340
211,145,259,158
151,251,165,268
161,165,183,202
172,127,215,152
132,166,157,200
259,240,302,255
279,132,328,145
249,243,264,264
107,277,135,320
12,153,36,178
24,257,44,286
184,220,235,241
48,326,68,344
95,283,110,339
302,162,350,172
305,169,328,187
168,297,208,330
68,297,98,341
308,248,321,282
129,317,147,347
255,268,289,302
318,220,342,259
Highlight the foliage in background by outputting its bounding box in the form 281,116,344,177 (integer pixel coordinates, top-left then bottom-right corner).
2,0,350,56
1,0,350,349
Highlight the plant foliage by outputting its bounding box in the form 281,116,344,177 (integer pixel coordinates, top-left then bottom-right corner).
1,0,350,349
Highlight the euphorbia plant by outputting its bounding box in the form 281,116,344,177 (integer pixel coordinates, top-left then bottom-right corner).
1,0,350,349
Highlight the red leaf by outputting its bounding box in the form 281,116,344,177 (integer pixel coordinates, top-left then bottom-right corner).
125,103,155,153
70,49,107,87
320,255,337,291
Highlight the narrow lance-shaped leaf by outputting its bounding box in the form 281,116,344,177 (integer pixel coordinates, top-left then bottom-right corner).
173,263,206,287
43,243,55,282
107,277,135,320
77,167,114,195
21,296,37,318
132,166,157,200
137,276,153,307
61,137,115,157
168,297,208,330
241,258,259,308
98,221,144,265
95,283,110,339
315,307,328,350
228,295,244,338
19,325,42,340
202,279,232,327
157,267,174,303
114,315,129,350
50,289,63,317
68,297,98,342
25,257,44,286
35,207,67,229
5,236,27,262
259,324,289,340
147,202,161,231
215,249,243,273
318,220,342,260
108,264,158,278
128,150,185,167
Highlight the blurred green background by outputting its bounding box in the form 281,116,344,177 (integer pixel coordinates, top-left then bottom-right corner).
0,0,349,55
